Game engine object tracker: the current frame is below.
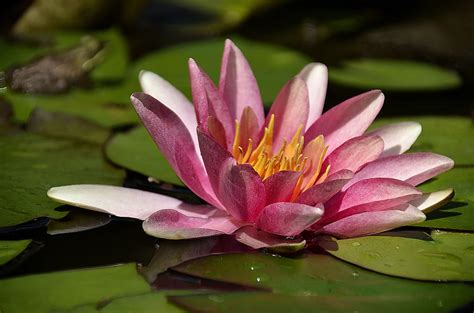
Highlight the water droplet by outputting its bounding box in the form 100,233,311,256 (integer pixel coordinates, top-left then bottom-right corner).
351,242,361,247
255,274,270,283
437,300,443,308
395,246,400,250
208,295,224,303
419,252,462,267
352,271,360,279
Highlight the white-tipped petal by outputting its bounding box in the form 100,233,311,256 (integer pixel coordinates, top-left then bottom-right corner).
368,122,422,157
410,188,454,213
47,184,217,220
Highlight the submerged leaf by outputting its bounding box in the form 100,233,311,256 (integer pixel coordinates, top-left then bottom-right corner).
0,239,31,266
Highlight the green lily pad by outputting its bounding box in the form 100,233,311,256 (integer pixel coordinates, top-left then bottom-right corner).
0,263,150,313
370,116,474,165
0,131,124,228
106,126,182,185
130,37,312,106
416,168,474,231
0,239,31,265
60,292,189,313
330,59,461,91
170,292,468,313
320,231,474,282
5,82,136,128
173,253,474,312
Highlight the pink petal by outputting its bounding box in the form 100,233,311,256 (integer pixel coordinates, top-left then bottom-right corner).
219,39,265,126
321,178,422,224
139,71,199,150
189,58,234,146
256,202,323,237
323,135,384,175
238,106,260,150
297,63,328,129
219,162,266,223
234,226,306,251
143,208,241,239
265,77,309,150
344,152,455,190
367,122,422,157
315,203,426,238
200,129,265,222
264,170,301,204
295,170,353,206
410,188,454,213
48,184,212,220
131,93,219,208
305,90,384,155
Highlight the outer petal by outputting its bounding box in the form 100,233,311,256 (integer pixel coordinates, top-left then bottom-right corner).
143,209,241,240
305,90,384,155
234,226,306,251
367,122,422,157
323,135,384,175
410,188,454,213
256,202,324,237
219,162,266,223
322,178,422,223
219,39,265,126
264,170,301,204
265,77,309,150
344,152,454,190
131,93,219,207
200,128,266,222
139,71,199,149
315,203,426,238
297,63,328,129
296,170,353,206
189,59,234,146
48,185,214,220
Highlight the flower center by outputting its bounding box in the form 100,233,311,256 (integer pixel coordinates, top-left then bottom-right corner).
231,114,330,200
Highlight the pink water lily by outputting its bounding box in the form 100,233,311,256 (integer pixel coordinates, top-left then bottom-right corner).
48,39,454,250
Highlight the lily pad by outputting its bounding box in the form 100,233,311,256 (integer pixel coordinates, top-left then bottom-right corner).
330,59,461,91
0,239,31,265
60,292,188,313
170,292,468,313
106,126,182,185
416,168,474,231
172,253,474,312
320,231,474,282
0,263,150,313
0,132,124,228
130,37,312,106
370,116,474,165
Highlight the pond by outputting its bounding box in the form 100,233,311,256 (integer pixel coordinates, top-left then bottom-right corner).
0,1,473,312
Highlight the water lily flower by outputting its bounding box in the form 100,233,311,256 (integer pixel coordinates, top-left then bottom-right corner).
48,40,454,251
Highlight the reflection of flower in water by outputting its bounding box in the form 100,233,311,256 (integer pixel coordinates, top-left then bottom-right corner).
48,39,454,251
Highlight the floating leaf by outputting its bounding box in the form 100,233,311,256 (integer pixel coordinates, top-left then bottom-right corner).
173,253,474,312
370,116,474,165
320,231,474,282
170,292,468,313
330,59,461,91
0,131,124,228
130,37,311,106
416,168,474,231
106,126,182,185
0,263,150,313
61,292,189,313
0,239,31,265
